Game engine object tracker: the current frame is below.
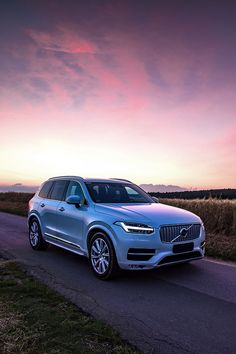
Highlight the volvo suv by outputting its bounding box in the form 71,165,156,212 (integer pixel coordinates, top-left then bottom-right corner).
28,176,205,279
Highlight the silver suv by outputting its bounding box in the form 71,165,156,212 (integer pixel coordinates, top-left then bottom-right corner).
28,176,205,279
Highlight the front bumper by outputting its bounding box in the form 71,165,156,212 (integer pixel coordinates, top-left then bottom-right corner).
112,224,205,270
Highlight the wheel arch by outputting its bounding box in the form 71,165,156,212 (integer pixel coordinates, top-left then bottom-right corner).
28,212,42,230
86,224,117,252
86,224,120,279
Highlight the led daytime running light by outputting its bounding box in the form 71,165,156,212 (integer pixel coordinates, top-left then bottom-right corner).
115,221,154,234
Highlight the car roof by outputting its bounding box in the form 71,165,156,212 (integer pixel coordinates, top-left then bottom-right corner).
48,176,132,184
84,178,132,184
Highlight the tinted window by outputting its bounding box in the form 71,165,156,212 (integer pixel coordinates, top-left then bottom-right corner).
65,181,85,203
85,183,153,204
49,180,68,201
38,181,53,198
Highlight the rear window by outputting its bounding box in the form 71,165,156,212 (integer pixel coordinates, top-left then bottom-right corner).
49,180,68,201
38,181,53,198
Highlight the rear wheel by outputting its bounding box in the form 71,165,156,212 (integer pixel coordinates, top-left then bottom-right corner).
29,218,48,250
89,232,119,280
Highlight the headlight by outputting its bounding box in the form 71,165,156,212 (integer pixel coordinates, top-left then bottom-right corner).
114,221,154,234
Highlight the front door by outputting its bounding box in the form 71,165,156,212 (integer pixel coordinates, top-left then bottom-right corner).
56,181,87,248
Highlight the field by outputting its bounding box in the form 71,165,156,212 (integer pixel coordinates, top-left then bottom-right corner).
0,192,33,216
0,192,235,261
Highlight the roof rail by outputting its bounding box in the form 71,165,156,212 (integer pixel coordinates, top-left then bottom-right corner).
110,178,132,183
49,175,83,180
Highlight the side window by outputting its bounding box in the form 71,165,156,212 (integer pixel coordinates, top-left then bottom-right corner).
65,181,85,203
38,181,53,198
49,180,68,201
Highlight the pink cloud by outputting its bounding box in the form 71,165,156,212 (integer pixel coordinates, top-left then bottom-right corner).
27,27,97,54
1,25,230,145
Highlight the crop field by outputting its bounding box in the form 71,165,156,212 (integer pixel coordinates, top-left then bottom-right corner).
0,192,235,261
0,192,33,216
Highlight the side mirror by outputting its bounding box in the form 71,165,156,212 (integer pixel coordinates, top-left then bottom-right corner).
152,196,159,203
66,195,82,206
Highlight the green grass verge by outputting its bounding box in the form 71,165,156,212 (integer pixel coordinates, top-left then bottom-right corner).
0,258,138,354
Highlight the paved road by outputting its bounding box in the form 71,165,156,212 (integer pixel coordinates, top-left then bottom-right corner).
0,212,235,354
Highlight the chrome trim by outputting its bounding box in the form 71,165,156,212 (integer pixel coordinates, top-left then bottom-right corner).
160,223,201,243
45,232,81,248
47,239,86,257
128,253,155,255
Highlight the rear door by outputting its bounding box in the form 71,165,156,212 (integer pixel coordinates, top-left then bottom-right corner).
40,180,69,238
38,180,54,235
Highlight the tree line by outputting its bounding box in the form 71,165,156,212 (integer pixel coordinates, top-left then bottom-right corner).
149,189,236,200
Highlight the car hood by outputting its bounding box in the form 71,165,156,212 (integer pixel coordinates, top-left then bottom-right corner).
94,203,201,227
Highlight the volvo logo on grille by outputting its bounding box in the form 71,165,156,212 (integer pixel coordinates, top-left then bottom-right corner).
180,228,188,237
171,225,193,243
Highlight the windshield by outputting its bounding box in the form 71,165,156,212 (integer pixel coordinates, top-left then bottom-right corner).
85,182,153,204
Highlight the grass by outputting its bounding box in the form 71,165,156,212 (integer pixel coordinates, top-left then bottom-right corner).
0,257,138,354
0,192,235,261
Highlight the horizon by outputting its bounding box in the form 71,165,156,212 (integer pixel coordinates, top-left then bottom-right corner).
0,181,235,194
1,0,236,189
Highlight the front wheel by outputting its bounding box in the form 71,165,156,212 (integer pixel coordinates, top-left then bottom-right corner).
89,233,119,280
29,218,48,250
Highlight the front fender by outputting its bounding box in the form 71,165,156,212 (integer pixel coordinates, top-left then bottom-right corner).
85,221,118,251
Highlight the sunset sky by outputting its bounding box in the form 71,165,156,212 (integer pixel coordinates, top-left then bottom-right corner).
0,0,236,189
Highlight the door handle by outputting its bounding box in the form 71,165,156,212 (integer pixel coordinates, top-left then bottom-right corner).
59,207,65,212
40,203,45,207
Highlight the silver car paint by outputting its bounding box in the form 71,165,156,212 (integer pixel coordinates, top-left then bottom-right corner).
28,176,205,270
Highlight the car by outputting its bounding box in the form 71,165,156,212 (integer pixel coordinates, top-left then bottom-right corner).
28,176,206,280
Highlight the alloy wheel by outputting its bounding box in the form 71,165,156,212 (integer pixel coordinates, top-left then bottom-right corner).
29,221,39,247
90,237,110,274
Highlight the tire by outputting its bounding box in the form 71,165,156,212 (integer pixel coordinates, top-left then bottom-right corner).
89,232,119,280
29,218,48,250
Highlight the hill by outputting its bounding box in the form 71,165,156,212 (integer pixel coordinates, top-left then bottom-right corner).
140,184,187,193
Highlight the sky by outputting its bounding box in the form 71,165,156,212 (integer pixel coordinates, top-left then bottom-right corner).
0,0,236,190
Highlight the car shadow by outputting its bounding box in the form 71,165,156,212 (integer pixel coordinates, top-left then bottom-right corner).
48,243,203,285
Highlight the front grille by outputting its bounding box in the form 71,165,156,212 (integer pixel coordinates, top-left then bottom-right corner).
127,248,155,261
160,224,201,243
